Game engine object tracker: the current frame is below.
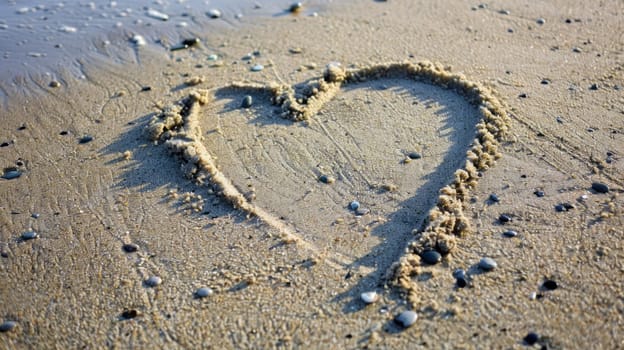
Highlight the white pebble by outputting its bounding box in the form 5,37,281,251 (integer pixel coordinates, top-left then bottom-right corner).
59,25,77,33
146,9,169,21
251,64,264,72
195,287,213,298
131,34,146,46
360,291,378,304
395,310,418,328
145,276,162,287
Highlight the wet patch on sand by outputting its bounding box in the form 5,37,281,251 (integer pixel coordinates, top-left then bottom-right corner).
147,61,510,307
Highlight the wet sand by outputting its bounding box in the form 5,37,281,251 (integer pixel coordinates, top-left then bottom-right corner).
1,0,623,348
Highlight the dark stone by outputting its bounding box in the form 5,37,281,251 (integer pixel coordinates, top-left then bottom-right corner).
182,38,200,47
121,309,138,319
489,193,500,202
79,135,93,144
122,243,139,253
503,230,518,237
456,277,467,288
589,83,599,90
241,95,253,108
519,93,528,98
524,332,539,345
421,250,442,265
542,280,558,290
140,86,152,92
534,190,545,197
591,182,609,193
554,204,566,212
0,321,16,332
498,214,512,223
408,152,422,159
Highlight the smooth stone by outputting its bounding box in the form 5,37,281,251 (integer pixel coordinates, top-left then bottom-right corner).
207,9,221,19
479,257,497,271
498,214,512,223
489,193,500,202
452,269,466,279
408,152,421,159
49,80,61,88
250,64,264,72
241,95,253,108
421,250,442,265
195,287,213,298
355,207,370,216
395,310,418,328
524,332,539,345
2,169,21,180
503,230,518,237
121,309,138,319
591,182,609,193
349,201,360,210
289,2,303,12
145,276,162,287
360,291,378,304
319,174,335,184
456,277,467,288
555,204,566,212
79,135,93,144
122,243,139,253
21,231,38,240
0,321,16,332
534,190,545,197
542,280,558,290
207,54,218,61
536,18,545,25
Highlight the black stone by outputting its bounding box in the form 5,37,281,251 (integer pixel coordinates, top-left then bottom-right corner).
421,250,442,265
591,182,609,193
456,277,467,288
589,83,599,90
534,190,545,197
182,38,200,47
524,332,539,345
503,230,518,237
408,152,422,159
0,321,16,332
122,243,139,253
554,204,566,212
498,214,512,223
79,135,93,144
519,93,528,98
140,86,152,92
489,193,500,202
121,309,138,319
542,280,558,290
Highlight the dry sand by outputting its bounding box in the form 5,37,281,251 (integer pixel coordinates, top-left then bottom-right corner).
1,0,623,349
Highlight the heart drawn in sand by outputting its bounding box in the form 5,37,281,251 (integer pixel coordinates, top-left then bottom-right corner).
147,61,510,305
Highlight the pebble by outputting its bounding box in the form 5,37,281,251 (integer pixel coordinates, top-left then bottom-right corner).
146,9,169,21
394,310,418,328
59,25,77,33
479,257,497,271
355,207,370,216
21,231,38,240
572,47,582,53
498,214,512,223
591,182,609,193
131,35,146,46
408,152,422,160
349,201,360,210
2,169,22,180
207,9,221,19
121,309,138,319
534,190,545,197
250,64,264,72
589,83,599,90
536,18,546,25
122,243,139,253
499,9,510,15
145,276,162,287
542,279,558,290
360,291,378,304
195,287,213,298
49,80,61,88
524,332,539,345
518,93,528,98
453,269,468,288
79,135,93,144
319,174,335,184
0,321,16,332
489,193,500,203
289,2,303,13
503,230,518,237
241,95,253,108
207,54,218,61
421,250,442,265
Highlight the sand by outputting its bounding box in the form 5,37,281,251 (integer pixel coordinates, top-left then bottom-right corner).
1,0,623,349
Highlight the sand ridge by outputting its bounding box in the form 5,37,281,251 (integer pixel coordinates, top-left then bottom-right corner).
147,60,511,307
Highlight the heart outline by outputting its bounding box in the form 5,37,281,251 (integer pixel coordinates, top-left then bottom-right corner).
147,61,510,306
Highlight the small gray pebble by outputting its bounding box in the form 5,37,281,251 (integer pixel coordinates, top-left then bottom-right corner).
145,276,162,287
536,18,545,25
250,64,264,72
0,321,17,332
349,201,360,210
479,257,497,271
452,269,466,279
360,291,378,304
499,9,510,15
241,95,253,108
195,287,213,298
31,213,40,219
489,193,500,202
21,231,38,240
355,207,370,216
503,230,518,237
395,310,418,328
